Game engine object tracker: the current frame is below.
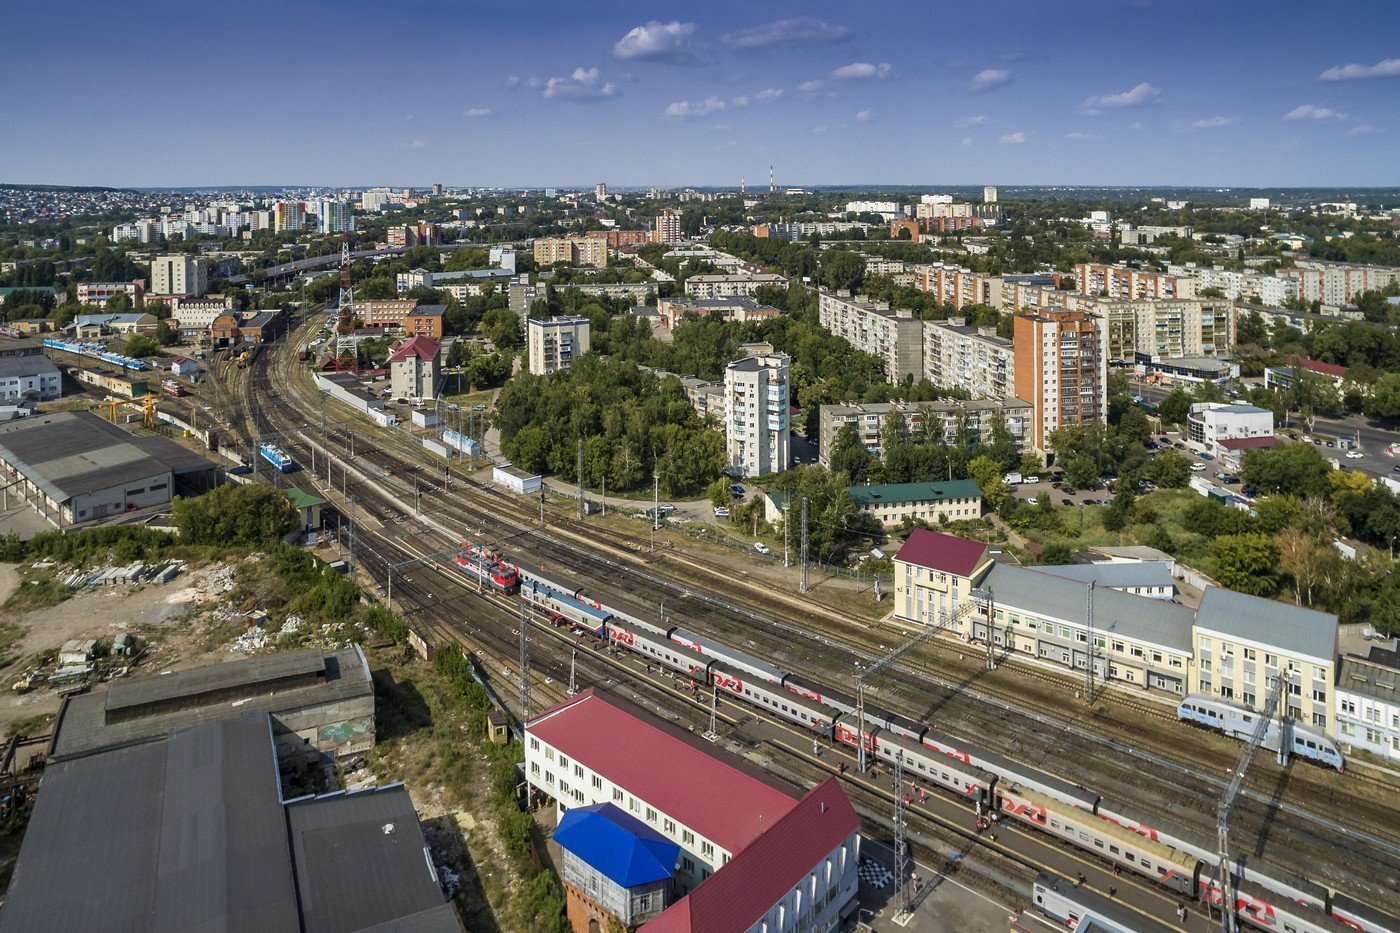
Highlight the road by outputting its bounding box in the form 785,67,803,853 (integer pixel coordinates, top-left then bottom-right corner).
227,241,515,284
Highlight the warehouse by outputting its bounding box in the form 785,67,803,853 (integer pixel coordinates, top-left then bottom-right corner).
0,409,216,528
0,710,460,933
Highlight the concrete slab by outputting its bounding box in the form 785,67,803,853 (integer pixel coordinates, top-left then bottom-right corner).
856,837,1014,932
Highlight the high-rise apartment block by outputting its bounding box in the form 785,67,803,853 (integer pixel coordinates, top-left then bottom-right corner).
983,185,998,204
917,262,1001,308
652,209,684,244
1167,264,1298,307
1075,263,1195,300
818,292,923,383
1099,299,1235,361
922,317,1015,399
1014,309,1107,453
527,316,591,375
149,254,208,298
724,347,790,478
274,201,305,232
1278,260,1400,307
387,222,440,249
595,182,606,200
315,199,355,234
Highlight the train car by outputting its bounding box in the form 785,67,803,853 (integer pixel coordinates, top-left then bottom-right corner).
1330,893,1399,933
1202,875,1361,933
873,730,998,807
782,674,858,712
706,659,840,737
998,783,1200,898
1032,874,1174,933
1177,694,1344,771
513,561,585,601
520,577,611,636
595,591,674,639
668,627,786,685
616,623,710,681
160,380,185,397
259,443,294,473
454,542,519,595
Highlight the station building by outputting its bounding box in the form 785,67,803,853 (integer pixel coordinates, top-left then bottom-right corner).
893,530,1342,731
1334,644,1400,763
524,688,861,932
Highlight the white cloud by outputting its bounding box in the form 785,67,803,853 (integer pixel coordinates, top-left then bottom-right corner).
664,96,727,119
754,88,784,103
999,132,1026,144
956,114,992,128
409,139,425,149
613,21,696,60
1190,115,1236,129
506,75,519,89
856,110,871,123
831,62,891,80
1081,82,1160,114
543,67,617,101
797,79,826,94
1284,104,1347,121
463,108,492,118
960,137,973,146
1064,131,1103,140
1320,58,1400,81
723,17,848,48
813,125,829,135
1348,124,1375,135
968,69,1010,91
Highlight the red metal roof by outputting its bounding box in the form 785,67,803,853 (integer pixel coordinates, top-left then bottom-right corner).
526,689,799,853
893,529,988,576
1219,436,1277,450
642,778,860,933
388,336,440,362
1285,355,1348,378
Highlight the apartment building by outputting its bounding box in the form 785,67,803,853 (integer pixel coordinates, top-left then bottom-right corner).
683,273,787,299
273,201,305,232
817,291,923,383
76,280,145,306
387,335,440,402
848,480,983,527
1119,224,1193,245
586,228,650,248
817,398,1031,467
1278,260,1400,306
922,317,1015,399
527,316,591,376
1013,309,1108,453
532,236,610,268
1193,587,1338,733
652,209,684,244
917,262,1000,309
1099,298,1236,360
655,296,781,330
387,222,440,248
1075,263,1196,300
149,254,207,298
1168,264,1298,307
356,299,421,330
723,348,789,477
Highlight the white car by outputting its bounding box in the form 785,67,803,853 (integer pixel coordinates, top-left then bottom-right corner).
1345,450,1364,459
1190,462,1208,472
753,542,771,555
714,507,729,517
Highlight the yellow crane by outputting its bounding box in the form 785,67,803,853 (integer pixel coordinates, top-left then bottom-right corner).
99,394,157,429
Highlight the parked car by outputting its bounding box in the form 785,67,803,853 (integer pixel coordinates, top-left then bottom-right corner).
659,503,676,514
1191,462,1208,472
1345,450,1364,460
1061,498,1074,506
753,542,771,555
1200,453,1214,461
729,484,746,496
713,507,729,518
1025,475,1040,484
1392,464,1400,474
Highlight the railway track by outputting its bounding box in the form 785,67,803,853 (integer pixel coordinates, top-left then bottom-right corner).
225,324,1400,914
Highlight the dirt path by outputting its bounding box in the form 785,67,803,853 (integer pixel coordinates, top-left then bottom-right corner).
0,565,18,608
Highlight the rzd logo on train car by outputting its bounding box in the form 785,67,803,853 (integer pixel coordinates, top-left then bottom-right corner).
835,723,874,751
785,683,821,703
711,671,744,695
922,738,972,764
1000,794,1047,825
609,628,635,648
1094,811,1160,842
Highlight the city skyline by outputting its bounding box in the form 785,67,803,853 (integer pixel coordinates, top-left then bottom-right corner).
4,0,1397,188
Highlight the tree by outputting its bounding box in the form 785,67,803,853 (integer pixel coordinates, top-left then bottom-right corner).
481,307,522,348
966,455,1008,511
1145,450,1190,489
1156,389,1193,426
1275,526,1328,606
1240,442,1332,499
123,334,161,358
820,250,865,292
829,423,873,484
1063,454,1099,491
1365,373,1400,420
1211,533,1278,596
1116,405,1151,446
1041,542,1074,565
172,484,298,546
707,478,731,511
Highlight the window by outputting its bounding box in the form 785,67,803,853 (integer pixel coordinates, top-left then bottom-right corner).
664,819,676,834
559,755,569,769
646,807,657,823
613,788,624,802
1313,689,1327,703
591,775,602,790
1313,666,1326,681
701,841,715,858
530,762,539,775
1243,648,1256,661
1312,712,1327,727
1111,641,1124,654
529,738,539,751
574,764,583,779
683,830,695,846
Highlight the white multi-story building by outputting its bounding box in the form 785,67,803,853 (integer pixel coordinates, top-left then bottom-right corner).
916,262,1001,308
1278,260,1400,307
314,199,354,234
524,687,862,926
149,254,207,297
817,291,923,383
1335,646,1400,763
1186,402,1273,455
359,190,390,212
683,273,787,299
844,200,901,216
653,209,684,244
817,399,1031,467
1249,197,1271,210
983,185,998,204
922,317,1015,399
1168,264,1298,307
527,316,590,375
1098,298,1236,360
723,348,789,478
388,335,440,402
0,356,61,402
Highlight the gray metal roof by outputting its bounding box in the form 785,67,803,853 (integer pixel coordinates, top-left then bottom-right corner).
0,713,301,933
0,355,59,379
287,786,457,933
53,646,373,758
1194,587,1337,662
1035,561,1175,590
0,410,183,504
982,563,1194,652
1337,655,1400,704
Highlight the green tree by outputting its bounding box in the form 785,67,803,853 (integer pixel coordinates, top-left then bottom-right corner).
171,484,298,546
1211,532,1278,595
829,423,873,484
1365,373,1400,420
820,250,866,292
1145,450,1190,489
481,307,523,348
1156,389,1193,426
1041,542,1074,565
1240,442,1332,499
1062,454,1099,491
707,478,731,511
966,454,1008,511
123,334,162,358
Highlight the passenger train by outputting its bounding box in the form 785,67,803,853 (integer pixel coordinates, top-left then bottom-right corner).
451,553,1395,933
1177,694,1345,771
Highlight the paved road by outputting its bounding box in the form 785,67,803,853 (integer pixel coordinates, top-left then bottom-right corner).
228,241,513,284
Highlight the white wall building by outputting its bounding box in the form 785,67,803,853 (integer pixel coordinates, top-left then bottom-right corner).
723,348,790,478
1186,403,1273,454
1335,648,1400,762
527,316,590,376
922,317,1015,399
149,254,207,297
818,291,923,383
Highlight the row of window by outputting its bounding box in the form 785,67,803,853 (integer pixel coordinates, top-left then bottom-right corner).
1338,700,1400,728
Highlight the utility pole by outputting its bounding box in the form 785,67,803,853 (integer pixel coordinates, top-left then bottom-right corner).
538,488,545,528
518,597,532,721
347,497,356,566
577,438,585,521
706,684,718,740
651,468,659,553
415,477,421,517
893,751,911,922
783,502,790,568
799,496,809,594
568,649,577,695
983,588,997,670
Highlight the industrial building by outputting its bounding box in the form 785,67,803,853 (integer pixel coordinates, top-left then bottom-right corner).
525,688,861,932
0,353,60,402
0,705,457,933
0,410,216,528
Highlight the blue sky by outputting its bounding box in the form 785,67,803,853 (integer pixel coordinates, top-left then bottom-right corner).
5,0,1398,187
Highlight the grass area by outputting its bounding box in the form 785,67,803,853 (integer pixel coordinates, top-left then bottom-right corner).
1011,489,1217,567
1,573,73,615
440,388,496,410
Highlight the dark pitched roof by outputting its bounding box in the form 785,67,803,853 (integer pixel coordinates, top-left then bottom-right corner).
1195,586,1337,661
642,778,859,933
893,529,989,577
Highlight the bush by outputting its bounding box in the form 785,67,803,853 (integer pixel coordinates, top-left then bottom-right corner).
173,484,298,546
1040,542,1075,565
